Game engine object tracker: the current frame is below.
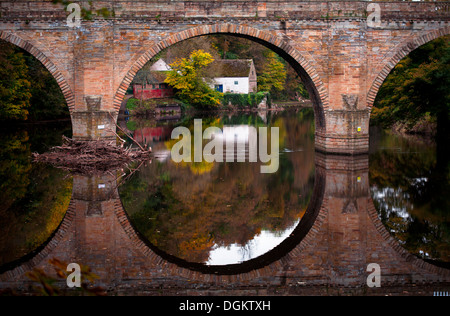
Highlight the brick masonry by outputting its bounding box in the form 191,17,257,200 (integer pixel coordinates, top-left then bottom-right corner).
0,1,449,148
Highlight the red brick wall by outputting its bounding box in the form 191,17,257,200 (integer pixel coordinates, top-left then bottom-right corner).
133,85,174,100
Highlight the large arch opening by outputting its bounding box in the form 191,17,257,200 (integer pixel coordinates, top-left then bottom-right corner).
114,24,327,132
367,27,450,110
368,31,450,268
114,25,327,275
0,34,74,272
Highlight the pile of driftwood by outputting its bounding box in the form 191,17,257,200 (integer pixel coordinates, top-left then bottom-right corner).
32,136,152,174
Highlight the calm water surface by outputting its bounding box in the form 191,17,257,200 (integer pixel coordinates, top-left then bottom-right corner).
0,110,448,278
369,126,450,264
118,110,316,265
0,122,72,268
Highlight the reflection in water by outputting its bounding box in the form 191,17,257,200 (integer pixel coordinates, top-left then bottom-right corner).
119,110,316,265
0,112,449,294
369,127,450,264
206,220,299,265
0,123,72,268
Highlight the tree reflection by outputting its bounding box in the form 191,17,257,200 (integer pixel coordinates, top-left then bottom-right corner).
0,125,72,268
119,110,315,264
369,128,450,263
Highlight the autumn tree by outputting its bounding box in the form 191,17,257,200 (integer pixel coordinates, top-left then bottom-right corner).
0,40,68,121
0,40,32,120
372,36,450,142
140,35,307,102
25,54,69,121
257,50,287,94
165,50,223,109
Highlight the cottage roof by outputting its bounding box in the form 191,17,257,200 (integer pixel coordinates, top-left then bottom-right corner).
150,59,171,71
133,71,169,85
204,59,254,78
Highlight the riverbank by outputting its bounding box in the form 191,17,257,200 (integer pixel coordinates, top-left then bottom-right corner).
390,116,437,138
377,116,438,147
121,98,312,120
272,100,312,108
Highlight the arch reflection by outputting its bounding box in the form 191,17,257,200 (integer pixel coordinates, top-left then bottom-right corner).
0,123,73,274
118,110,318,274
1,113,449,290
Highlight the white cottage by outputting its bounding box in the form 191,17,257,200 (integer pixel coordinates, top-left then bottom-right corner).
205,59,257,94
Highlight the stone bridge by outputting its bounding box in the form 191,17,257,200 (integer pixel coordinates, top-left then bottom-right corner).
0,154,449,295
1,1,449,154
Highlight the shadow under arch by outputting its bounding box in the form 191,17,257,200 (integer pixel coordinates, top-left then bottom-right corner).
113,23,328,132
0,31,75,112
367,26,450,109
115,166,327,276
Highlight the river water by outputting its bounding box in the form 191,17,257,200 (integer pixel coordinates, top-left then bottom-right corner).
0,109,448,294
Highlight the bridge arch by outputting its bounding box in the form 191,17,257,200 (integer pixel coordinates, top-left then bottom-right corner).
113,23,328,131
0,31,75,112
367,26,450,110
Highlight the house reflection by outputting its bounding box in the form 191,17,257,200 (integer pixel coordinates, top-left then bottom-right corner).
133,126,173,162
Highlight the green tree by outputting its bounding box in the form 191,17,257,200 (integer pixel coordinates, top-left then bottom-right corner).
372,36,450,141
25,55,69,120
0,40,68,121
257,50,287,93
165,50,223,109
0,41,32,120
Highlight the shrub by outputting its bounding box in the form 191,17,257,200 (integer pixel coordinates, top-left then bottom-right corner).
222,92,270,108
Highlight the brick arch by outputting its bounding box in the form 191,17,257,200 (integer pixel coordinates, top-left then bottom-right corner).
367,26,450,110
367,197,450,278
113,168,327,281
113,23,328,130
0,31,75,112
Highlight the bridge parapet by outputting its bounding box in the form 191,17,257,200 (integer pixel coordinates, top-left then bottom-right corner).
0,1,449,22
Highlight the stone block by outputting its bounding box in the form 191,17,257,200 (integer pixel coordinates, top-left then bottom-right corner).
71,110,118,141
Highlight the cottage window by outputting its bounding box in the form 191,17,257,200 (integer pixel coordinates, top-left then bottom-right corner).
234,81,239,85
